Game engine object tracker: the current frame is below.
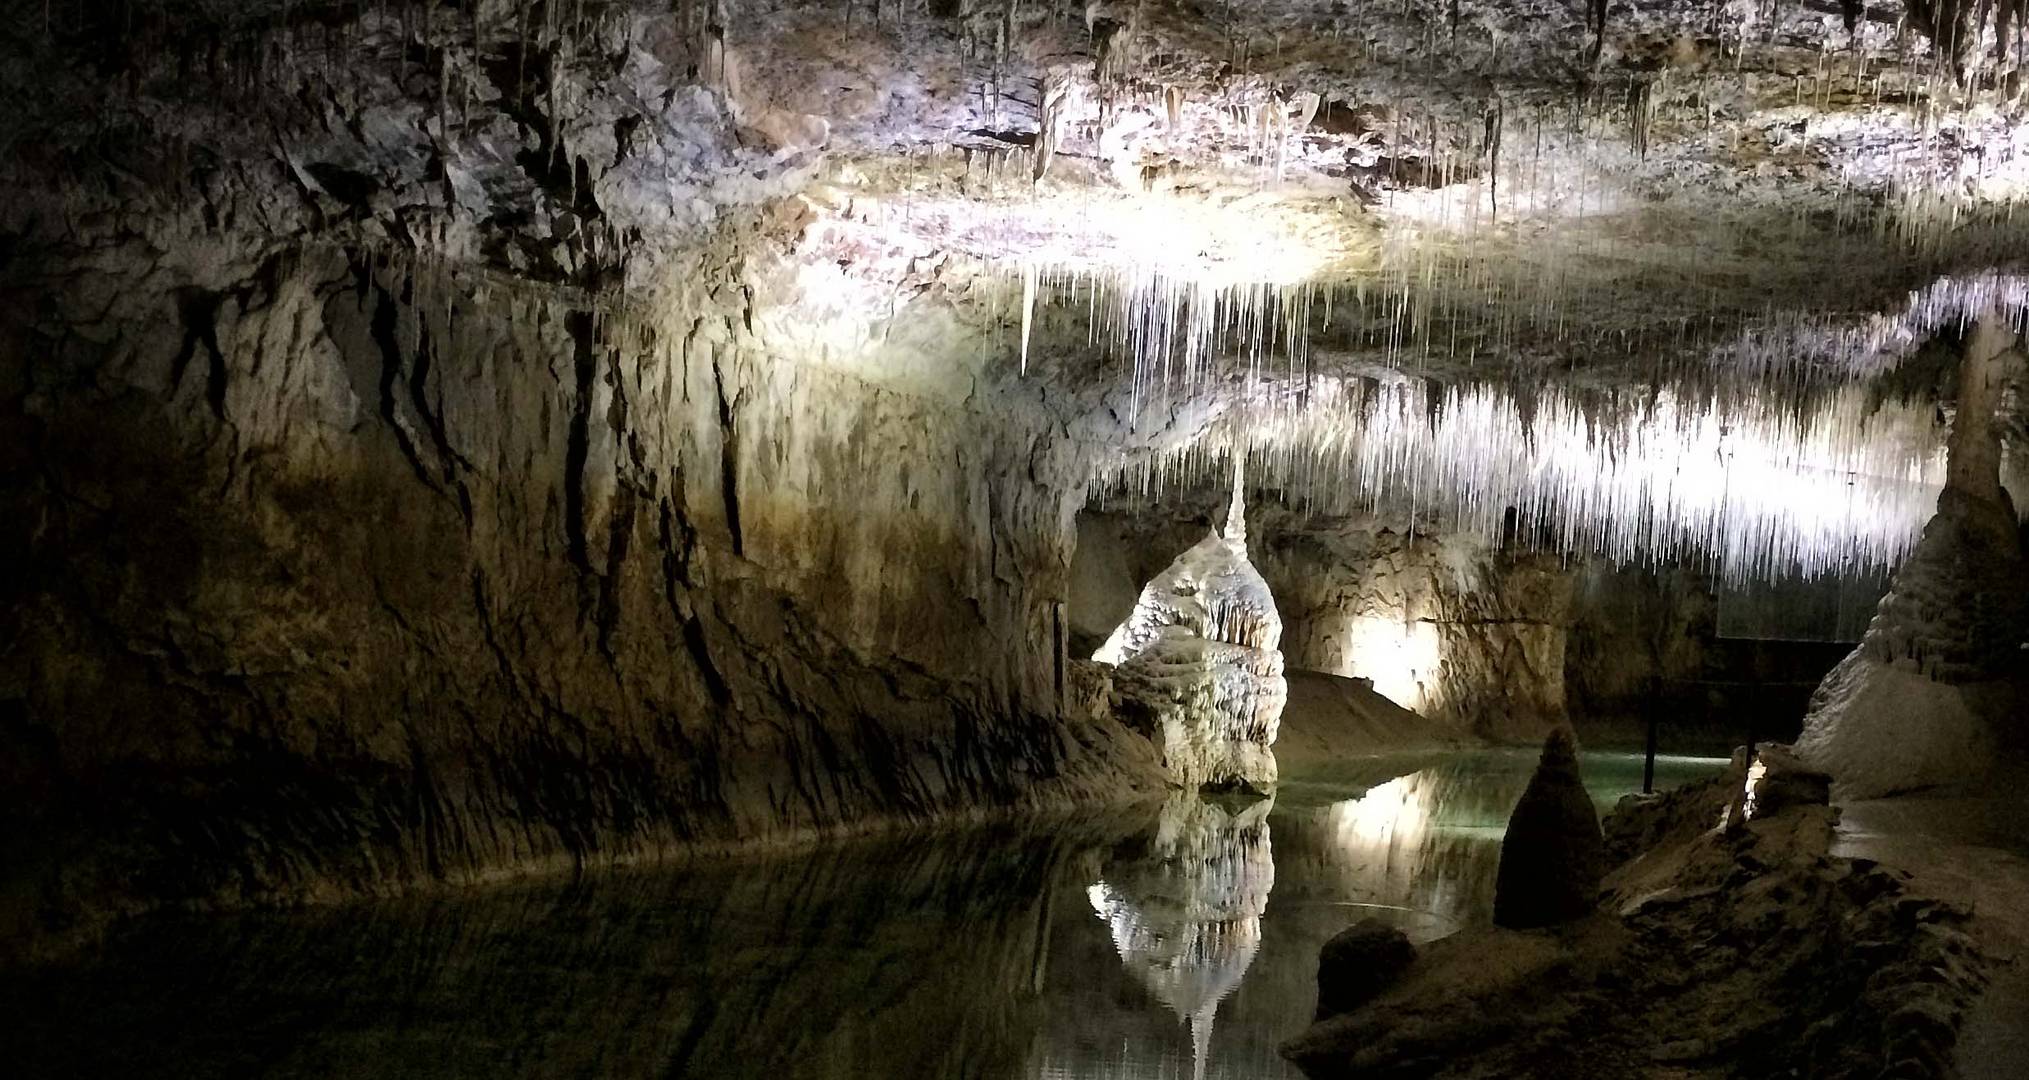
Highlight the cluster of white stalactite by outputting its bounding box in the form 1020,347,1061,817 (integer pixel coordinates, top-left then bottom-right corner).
1003,257,2025,586
1014,261,1319,394
1722,273,2029,379
1094,377,1950,583
1012,261,2029,426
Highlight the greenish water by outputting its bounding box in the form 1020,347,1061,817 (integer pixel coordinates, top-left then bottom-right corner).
4,750,1724,1080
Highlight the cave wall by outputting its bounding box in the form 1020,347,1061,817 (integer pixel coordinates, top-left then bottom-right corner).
0,231,1162,950
1564,564,1851,749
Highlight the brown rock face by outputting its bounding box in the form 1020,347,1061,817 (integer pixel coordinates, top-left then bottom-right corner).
1492,727,1604,930
0,242,1166,953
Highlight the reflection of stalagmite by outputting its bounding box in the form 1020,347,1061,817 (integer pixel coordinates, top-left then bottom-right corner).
1797,316,2029,798
1094,459,1287,792
1087,795,1276,1080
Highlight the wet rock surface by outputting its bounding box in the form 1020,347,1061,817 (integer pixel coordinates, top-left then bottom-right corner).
1799,319,2029,799
1095,485,1287,793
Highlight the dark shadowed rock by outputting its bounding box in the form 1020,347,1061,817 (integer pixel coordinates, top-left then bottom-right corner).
1314,918,1416,1020
1493,727,1604,930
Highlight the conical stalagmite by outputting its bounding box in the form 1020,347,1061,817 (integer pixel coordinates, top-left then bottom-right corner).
1493,727,1604,929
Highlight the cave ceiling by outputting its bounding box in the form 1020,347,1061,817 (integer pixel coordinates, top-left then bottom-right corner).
11,1,2028,357
4,0,2028,574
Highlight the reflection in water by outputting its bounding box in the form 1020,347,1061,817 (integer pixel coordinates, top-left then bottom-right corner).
4,825,1090,1080
1294,762,1526,932
1086,796,1275,1080
4,752,1724,1080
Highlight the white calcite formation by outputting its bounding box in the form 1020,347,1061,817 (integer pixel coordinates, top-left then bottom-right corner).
1797,317,2029,798
1093,469,1287,792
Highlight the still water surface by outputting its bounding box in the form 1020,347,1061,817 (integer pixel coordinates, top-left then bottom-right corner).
9,750,1723,1080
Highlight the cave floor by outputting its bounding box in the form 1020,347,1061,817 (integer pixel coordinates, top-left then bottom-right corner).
3,750,1723,1080
1833,787,2029,1080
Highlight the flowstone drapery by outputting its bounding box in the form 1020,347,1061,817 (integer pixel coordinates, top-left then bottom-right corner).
1093,466,1288,792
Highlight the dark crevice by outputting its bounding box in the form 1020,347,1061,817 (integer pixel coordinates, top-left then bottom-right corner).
368,281,442,492
654,492,731,708
169,287,229,420
407,317,475,523
563,309,597,578
682,612,733,709
595,482,637,661
469,570,522,697
711,358,743,557
657,491,699,592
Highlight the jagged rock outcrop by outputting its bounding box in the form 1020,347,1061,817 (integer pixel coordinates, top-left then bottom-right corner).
1283,762,1985,1080
1492,727,1604,930
1798,318,2029,798
1093,474,1286,792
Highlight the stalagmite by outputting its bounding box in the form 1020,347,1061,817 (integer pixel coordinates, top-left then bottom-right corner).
1094,457,1287,792
1492,727,1604,929
1796,316,2029,798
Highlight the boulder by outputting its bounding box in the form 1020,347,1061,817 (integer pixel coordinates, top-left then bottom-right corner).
1493,727,1605,929
1314,918,1416,1020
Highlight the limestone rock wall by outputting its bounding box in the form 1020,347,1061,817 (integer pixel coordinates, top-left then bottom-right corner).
1258,529,1571,740
0,232,1164,949
1563,563,1853,747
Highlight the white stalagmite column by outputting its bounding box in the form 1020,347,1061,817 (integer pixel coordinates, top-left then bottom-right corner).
1093,454,1287,792
1796,314,2029,798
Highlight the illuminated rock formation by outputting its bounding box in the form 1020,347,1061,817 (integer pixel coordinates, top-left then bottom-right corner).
1797,317,2029,798
1094,465,1287,792
8,0,2029,959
